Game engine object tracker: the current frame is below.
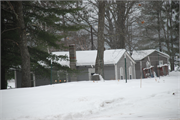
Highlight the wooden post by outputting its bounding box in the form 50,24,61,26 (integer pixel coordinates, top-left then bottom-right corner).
140,61,142,78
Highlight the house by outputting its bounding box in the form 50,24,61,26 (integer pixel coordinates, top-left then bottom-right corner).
52,45,136,82
14,45,136,88
131,49,170,79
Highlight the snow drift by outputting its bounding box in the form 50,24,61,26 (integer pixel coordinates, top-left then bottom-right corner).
1,72,179,120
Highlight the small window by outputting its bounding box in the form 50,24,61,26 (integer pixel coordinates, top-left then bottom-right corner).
129,67,132,79
159,60,163,65
129,75,132,79
120,67,123,80
91,73,95,76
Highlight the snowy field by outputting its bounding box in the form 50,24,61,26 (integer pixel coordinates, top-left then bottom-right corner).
0,72,180,120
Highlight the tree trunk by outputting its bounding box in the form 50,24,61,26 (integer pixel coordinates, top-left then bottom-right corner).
95,1,105,78
116,1,125,49
16,1,31,87
170,6,174,71
1,67,7,89
105,7,115,48
1,13,7,89
91,25,94,50
158,10,162,51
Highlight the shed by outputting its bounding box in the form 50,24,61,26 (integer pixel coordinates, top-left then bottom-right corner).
131,49,170,79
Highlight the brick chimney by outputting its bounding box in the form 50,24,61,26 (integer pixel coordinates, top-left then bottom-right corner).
69,44,77,81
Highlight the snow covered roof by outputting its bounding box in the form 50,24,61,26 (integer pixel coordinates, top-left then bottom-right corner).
52,49,126,66
132,49,170,61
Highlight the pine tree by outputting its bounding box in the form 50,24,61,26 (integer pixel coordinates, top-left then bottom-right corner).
135,1,179,71
135,1,164,50
1,1,84,89
16,1,31,87
1,1,22,89
164,1,179,71
23,1,84,77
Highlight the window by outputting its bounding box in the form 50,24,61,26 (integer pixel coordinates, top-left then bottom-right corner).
159,60,163,65
129,66,132,79
120,67,123,79
31,73,35,87
129,75,132,79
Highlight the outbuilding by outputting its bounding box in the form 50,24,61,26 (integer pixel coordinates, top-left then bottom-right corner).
131,49,170,79
52,45,136,81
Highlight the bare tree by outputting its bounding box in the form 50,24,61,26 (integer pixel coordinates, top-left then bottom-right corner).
135,1,179,70
95,1,105,78
65,1,137,51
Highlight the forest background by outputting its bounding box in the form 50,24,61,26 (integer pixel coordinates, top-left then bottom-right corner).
1,0,179,89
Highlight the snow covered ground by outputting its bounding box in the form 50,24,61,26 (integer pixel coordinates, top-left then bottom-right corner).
1,71,180,120
7,79,15,89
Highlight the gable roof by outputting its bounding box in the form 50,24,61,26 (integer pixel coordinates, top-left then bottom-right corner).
52,49,126,66
132,49,170,61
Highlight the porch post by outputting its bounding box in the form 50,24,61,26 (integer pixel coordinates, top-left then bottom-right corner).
115,64,118,80
14,70,17,88
140,61,142,79
51,60,52,85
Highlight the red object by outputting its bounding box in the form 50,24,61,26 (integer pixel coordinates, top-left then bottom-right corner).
143,66,154,78
164,66,168,75
158,67,164,76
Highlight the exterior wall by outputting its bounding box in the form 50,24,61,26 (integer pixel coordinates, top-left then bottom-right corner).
104,65,115,80
16,70,40,87
77,65,115,81
116,53,136,80
150,51,169,77
16,70,22,88
35,75,51,86
16,65,116,88
135,51,169,79
77,66,89,81
135,61,141,79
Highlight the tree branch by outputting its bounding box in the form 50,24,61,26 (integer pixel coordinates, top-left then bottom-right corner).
6,1,19,19
1,27,20,34
3,39,19,46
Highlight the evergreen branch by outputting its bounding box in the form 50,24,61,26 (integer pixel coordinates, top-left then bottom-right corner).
6,1,18,19
4,39,19,46
1,27,20,34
